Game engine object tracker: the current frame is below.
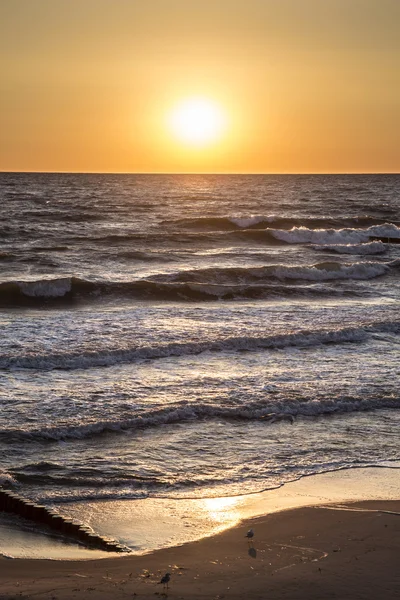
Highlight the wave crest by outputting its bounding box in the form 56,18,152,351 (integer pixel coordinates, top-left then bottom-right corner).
271,223,400,245
169,216,400,232
312,241,387,255
3,393,400,443
1,321,399,371
0,257,394,307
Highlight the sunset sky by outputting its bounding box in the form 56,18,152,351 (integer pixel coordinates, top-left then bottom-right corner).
1,0,399,173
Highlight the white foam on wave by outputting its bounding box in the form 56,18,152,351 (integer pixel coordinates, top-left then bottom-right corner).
5,394,400,442
229,216,270,228
162,259,392,286
271,223,400,245
0,469,16,486
18,277,72,298
312,241,387,255
2,321,399,371
272,261,389,281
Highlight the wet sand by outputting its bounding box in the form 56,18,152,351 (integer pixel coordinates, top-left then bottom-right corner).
1,499,399,599
3,466,400,561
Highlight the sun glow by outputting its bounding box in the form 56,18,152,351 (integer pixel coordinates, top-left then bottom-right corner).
167,97,227,147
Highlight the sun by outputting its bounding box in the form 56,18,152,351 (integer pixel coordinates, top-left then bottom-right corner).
167,97,227,147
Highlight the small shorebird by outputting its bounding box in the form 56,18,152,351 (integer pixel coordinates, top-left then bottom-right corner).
159,572,171,590
245,528,254,543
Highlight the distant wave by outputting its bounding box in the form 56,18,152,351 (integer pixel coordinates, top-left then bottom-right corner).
114,250,181,262
270,223,400,245
43,223,400,250
0,277,346,306
2,392,400,442
153,261,393,284
169,216,400,231
0,258,397,307
1,320,399,371
21,210,104,223
63,229,286,246
312,241,387,255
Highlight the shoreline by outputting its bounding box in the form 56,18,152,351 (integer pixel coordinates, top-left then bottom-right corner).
1,499,399,599
1,465,399,562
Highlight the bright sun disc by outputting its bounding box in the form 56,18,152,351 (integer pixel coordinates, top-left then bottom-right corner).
168,97,226,146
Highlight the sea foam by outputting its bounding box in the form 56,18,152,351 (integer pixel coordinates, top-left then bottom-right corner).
312,241,387,255
271,223,400,245
1,321,399,371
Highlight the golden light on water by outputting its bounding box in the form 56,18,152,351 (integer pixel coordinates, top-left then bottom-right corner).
167,97,228,147
202,496,241,523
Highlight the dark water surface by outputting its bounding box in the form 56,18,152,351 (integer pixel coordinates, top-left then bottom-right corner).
1,173,399,503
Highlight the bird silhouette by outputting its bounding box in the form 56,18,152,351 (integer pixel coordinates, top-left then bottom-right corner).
159,572,171,589
245,528,254,542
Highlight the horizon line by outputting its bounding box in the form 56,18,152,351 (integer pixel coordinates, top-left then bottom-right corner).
1,170,399,176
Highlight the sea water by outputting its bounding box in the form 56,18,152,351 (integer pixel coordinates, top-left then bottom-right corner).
1,173,399,511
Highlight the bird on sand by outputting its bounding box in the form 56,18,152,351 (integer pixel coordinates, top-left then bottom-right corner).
159,572,171,589
245,528,254,542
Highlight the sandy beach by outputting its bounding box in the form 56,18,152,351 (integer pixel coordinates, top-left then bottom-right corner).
1,499,399,599
2,468,400,600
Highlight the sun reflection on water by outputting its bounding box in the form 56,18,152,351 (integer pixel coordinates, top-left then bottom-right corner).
201,496,242,525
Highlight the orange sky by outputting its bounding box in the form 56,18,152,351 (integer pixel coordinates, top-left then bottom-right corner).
1,0,399,173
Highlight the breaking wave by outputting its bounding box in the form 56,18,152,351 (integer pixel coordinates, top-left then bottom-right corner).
170,216,400,231
312,241,387,255
1,321,399,371
58,222,400,250
0,277,73,301
0,469,16,486
2,393,400,443
0,258,397,306
155,261,392,284
270,223,400,245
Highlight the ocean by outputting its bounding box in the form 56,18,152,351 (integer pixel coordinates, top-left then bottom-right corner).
1,172,399,509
